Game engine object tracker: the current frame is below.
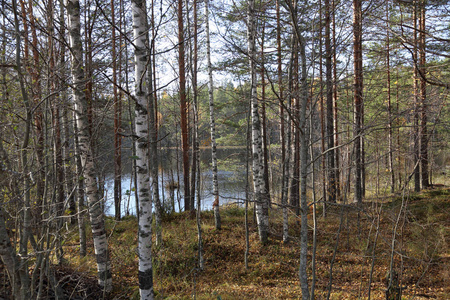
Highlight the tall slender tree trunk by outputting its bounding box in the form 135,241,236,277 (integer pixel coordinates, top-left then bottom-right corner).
48,0,65,262
396,67,402,190
298,35,310,300
178,0,191,211
419,1,429,189
319,0,327,216
325,0,336,203
277,0,289,243
58,0,76,224
386,0,395,193
332,0,340,200
284,1,310,295
248,0,268,244
193,0,203,269
66,0,112,291
130,0,156,296
413,2,421,192
260,20,271,208
112,0,122,220
190,0,198,225
73,113,87,257
289,0,300,217
28,0,45,214
147,9,162,248
205,0,221,229
131,0,155,298
353,0,363,203
184,0,196,214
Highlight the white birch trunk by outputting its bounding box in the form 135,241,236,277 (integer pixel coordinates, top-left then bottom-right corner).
73,112,87,257
66,0,112,291
205,0,221,230
131,0,154,298
247,0,268,244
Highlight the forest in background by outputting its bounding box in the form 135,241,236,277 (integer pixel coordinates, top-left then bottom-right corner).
0,0,449,299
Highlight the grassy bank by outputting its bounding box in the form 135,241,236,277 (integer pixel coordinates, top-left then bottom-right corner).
10,187,448,299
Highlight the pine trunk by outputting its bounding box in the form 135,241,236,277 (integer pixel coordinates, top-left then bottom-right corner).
112,0,122,221
319,0,327,215
353,0,363,203
299,35,310,300
325,0,336,203
419,1,429,188
386,0,395,193
289,0,300,216
178,0,191,211
332,0,340,200
413,3,421,192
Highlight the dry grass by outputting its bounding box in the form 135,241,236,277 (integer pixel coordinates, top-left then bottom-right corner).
55,187,450,299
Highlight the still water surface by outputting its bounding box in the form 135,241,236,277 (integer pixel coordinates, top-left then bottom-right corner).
104,148,249,216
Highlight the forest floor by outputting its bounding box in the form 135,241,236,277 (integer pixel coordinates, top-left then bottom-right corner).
1,186,449,299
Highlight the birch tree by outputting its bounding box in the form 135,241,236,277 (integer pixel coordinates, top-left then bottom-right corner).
131,0,154,298
205,0,221,230
66,0,112,291
248,0,268,244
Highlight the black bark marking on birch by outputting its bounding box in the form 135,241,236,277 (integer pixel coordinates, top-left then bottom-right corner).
98,270,112,281
139,269,153,290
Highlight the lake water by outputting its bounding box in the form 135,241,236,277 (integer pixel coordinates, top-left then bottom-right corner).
103,148,250,216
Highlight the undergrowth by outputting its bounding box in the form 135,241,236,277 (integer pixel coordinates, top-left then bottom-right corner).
55,187,450,299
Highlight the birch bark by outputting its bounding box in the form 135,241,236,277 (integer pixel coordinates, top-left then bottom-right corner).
205,0,221,230
131,0,154,298
248,0,268,244
66,0,112,291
